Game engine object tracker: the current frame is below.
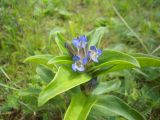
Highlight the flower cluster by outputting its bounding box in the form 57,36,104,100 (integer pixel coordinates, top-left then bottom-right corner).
66,35,102,72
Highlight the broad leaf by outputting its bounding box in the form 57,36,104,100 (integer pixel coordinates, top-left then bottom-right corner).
94,95,145,120
36,65,55,83
132,53,160,67
24,55,54,65
88,27,107,47
55,33,68,55
99,50,140,66
18,88,40,96
142,85,160,107
92,61,138,76
92,80,121,95
64,92,97,120
90,50,140,76
89,105,117,119
136,57,160,67
48,55,72,65
38,66,91,106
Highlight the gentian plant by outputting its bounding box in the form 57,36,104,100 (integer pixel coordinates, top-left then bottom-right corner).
69,35,102,72
25,27,160,120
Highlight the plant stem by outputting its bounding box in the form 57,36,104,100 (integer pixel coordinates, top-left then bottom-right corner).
112,6,150,54
151,45,160,54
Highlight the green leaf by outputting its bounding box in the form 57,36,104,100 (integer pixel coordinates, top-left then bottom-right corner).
18,88,40,96
49,27,66,35
92,80,121,95
136,57,160,67
88,27,107,47
55,33,68,55
64,92,97,120
99,50,140,66
89,105,117,119
48,55,72,65
38,66,91,106
69,21,76,37
36,65,55,83
24,55,54,65
92,62,136,76
132,53,160,67
133,68,149,78
94,95,145,120
90,50,140,76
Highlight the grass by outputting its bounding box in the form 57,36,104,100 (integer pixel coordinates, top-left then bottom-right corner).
0,0,160,119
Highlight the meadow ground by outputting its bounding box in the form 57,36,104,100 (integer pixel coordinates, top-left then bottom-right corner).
0,0,160,120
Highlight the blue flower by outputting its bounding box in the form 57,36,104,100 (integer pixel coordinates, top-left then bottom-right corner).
72,55,88,72
72,35,87,49
88,46,102,62
69,35,103,72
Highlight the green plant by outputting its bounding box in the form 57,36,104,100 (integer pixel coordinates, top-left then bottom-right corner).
25,27,160,120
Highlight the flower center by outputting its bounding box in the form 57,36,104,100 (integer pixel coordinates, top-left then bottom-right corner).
91,51,98,58
76,61,82,67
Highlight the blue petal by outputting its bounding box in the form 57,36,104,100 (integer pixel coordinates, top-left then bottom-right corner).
72,55,80,61
76,64,85,71
82,43,87,48
80,36,87,48
91,56,98,63
90,46,97,52
72,64,77,71
82,57,88,65
87,51,91,57
97,49,102,55
72,38,80,48
79,35,87,42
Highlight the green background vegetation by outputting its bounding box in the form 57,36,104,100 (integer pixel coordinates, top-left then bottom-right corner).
0,0,160,119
